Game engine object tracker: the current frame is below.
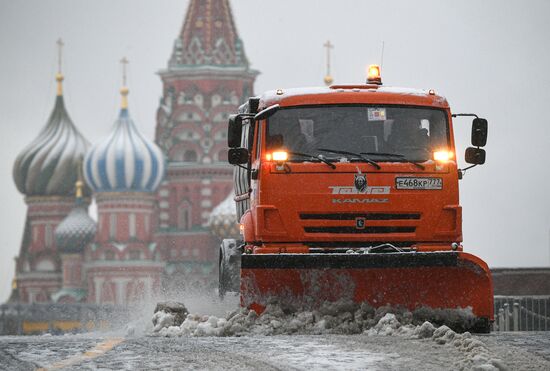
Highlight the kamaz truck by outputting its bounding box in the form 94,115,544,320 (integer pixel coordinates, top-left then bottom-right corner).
220,66,492,332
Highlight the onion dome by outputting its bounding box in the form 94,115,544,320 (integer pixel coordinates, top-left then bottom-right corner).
55,179,96,253
208,192,240,239
84,60,165,193
13,71,90,197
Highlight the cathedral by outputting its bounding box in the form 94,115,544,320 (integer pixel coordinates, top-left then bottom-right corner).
9,0,257,306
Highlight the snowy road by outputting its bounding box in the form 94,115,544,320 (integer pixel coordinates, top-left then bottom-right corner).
2,296,549,370
1,332,550,370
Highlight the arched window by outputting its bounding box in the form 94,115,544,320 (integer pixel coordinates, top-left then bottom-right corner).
144,214,150,236
45,225,53,248
109,214,117,240
184,150,198,162
129,214,136,238
173,147,198,162
194,94,203,107
178,201,192,230
211,94,221,107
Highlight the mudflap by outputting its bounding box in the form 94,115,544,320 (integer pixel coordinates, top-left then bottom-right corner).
219,239,242,298
240,251,493,333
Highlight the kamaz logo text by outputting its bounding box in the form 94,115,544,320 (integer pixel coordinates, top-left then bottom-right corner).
329,186,390,195
332,198,389,204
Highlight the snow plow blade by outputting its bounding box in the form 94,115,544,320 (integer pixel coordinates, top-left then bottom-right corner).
240,251,493,332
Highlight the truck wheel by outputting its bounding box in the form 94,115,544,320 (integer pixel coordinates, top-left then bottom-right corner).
471,317,492,334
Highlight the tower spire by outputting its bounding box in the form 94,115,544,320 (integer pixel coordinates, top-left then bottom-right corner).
169,0,250,67
323,40,334,86
120,57,129,109
56,38,64,96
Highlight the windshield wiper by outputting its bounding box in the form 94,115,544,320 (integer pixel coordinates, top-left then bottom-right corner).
288,151,336,169
360,152,425,170
317,148,381,170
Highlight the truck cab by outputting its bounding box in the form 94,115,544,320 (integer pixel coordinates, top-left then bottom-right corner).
229,84,487,253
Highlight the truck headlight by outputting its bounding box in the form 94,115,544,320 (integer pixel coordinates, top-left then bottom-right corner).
433,150,454,163
272,151,288,162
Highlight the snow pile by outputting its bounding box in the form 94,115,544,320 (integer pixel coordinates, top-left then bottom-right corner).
367,316,506,370
180,314,228,336
431,326,507,370
152,301,368,337
152,301,477,338
365,313,416,337
151,301,507,369
152,310,176,333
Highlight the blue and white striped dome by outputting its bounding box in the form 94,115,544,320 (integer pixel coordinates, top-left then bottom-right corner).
84,106,165,193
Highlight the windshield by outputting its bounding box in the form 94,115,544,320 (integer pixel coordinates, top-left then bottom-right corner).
266,105,449,162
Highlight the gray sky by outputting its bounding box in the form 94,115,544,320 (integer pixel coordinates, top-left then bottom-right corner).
1,0,549,302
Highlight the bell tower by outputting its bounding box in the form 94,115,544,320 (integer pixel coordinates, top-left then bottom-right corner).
154,0,258,291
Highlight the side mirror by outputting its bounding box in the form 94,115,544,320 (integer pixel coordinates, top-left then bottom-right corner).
228,115,243,148
471,118,488,147
248,97,260,114
465,147,486,165
228,148,249,165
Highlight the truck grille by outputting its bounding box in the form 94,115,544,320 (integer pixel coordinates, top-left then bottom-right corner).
300,213,419,235
304,226,416,234
299,213,420,221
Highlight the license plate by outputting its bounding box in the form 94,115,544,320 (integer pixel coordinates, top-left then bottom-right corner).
395,177,443,190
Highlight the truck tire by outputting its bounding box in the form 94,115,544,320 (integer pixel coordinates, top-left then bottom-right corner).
471,317,492,334
218,239,242,299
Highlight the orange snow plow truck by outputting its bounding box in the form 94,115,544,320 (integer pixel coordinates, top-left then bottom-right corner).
220,66,493,332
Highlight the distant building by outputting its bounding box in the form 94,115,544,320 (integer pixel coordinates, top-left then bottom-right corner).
8,0,257,305
491,268,550,296
154,0,258,293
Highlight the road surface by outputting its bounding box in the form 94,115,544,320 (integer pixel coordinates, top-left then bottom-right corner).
1,331,550,370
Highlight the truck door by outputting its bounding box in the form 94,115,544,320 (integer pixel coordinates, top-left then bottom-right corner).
233,116,254,221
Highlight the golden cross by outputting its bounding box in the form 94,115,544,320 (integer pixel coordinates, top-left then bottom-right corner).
56,38,64,73
323,40,334,76
120,57,129,86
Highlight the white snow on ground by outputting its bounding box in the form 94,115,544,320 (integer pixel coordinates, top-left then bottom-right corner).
152,302,508,370
245,337,389,370
367,314,507,370
151,310,175,333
